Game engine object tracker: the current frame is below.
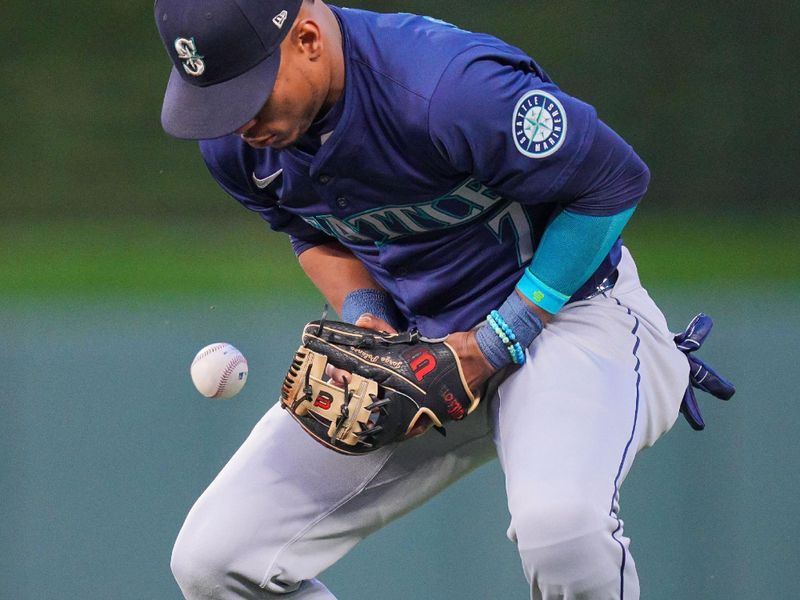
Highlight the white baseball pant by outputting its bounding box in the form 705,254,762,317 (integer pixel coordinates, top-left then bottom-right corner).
171,247,688,599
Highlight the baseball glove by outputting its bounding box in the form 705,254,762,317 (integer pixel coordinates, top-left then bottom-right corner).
280,319,479,455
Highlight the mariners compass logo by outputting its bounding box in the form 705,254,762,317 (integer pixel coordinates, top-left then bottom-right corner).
174,37,205,76
513,90,567,158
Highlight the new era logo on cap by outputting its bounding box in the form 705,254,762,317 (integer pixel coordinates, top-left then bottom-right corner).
273,10,288,28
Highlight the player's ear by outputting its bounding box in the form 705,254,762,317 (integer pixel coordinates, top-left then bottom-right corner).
292,18,323,61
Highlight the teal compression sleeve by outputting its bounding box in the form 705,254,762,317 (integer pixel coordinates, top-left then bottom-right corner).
517,206,636,314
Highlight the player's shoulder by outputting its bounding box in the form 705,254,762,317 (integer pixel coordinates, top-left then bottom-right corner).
198,135,257,190
199,135,244,172
198,136,289,210
333,6,540,101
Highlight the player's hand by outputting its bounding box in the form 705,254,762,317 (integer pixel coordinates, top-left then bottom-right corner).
325,313,398,386
326,314,457,440
674,313,736,430
354,313,398,335
445,330,496,395
403,328,492,439
327,317,487,440
351,314,449,439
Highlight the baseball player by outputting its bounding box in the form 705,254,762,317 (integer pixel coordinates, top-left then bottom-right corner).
155,0,734,598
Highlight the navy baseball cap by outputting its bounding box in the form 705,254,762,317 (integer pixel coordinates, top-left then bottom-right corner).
155,0,303,139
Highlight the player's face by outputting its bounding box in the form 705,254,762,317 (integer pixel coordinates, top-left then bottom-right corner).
236,21,331,150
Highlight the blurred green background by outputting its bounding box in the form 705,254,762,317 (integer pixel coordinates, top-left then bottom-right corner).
2,1,798,599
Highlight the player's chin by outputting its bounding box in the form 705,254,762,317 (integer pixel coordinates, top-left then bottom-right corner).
270,136,295,150
242,135,276,149
262,129,299,150
243,130,294,149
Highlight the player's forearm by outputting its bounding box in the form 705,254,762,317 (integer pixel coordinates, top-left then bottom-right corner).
519,206,636,314
448,287,551,391
514,291,554,326
297,242,383,316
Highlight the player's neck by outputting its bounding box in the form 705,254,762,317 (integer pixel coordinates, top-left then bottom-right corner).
320,2,345,113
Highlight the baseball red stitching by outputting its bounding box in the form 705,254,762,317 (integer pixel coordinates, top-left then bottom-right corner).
214,355,247,397
192,343,228,367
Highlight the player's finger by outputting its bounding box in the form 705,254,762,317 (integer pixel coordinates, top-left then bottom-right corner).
405,414,433,438
674,313,714,352
324,363,351,387
355,313,398,334
687,355,736,400
679,385,705,431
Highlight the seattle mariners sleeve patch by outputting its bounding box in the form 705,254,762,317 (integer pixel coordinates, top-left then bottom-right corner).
513,91,567,158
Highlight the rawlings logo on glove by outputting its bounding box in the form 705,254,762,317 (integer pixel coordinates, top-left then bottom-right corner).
280,320,478,455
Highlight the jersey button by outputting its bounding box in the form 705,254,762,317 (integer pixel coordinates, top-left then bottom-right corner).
336,196,348,208
318,174,331,184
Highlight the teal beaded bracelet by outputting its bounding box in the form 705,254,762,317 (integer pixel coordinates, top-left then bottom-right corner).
486,315,517,362
486,312,526,365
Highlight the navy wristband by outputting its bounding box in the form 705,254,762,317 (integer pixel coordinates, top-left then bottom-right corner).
475,291,543,369
497,291,543,348
341,288,401,328
475,323,512,370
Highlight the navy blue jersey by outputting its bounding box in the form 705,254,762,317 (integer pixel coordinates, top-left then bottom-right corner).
200,7,649,337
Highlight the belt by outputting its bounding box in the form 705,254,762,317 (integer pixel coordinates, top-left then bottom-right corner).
569,269,619,303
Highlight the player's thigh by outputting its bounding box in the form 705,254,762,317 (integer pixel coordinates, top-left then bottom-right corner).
173,400,496,584
171,403,393,585
605,248,690,445
491,292,686,544
493,325,638,525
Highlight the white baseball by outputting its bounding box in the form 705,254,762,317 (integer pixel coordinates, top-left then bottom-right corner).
190,343,249,399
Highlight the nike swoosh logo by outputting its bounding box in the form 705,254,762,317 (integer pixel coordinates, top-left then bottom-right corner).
252,168,283,189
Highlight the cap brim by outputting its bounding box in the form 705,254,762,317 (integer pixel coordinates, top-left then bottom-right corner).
160,48,281,140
